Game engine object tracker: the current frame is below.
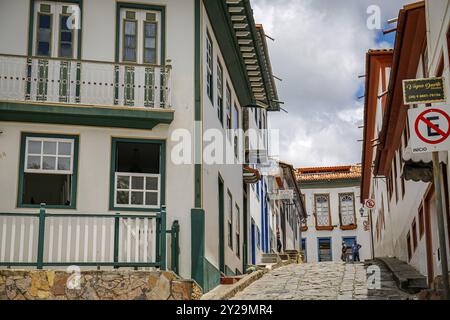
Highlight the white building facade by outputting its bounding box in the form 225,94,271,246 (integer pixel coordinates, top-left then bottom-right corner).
297,166,371,263
0,0,282,293
361,1,450,286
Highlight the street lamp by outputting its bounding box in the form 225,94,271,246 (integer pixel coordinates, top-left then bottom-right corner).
360,207,365,217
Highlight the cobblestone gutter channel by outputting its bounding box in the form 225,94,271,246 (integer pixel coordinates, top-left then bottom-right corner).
0,270,202,300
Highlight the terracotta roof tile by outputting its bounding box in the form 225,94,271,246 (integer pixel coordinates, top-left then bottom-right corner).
296,165,362,182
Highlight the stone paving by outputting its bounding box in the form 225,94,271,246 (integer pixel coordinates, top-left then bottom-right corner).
231,261,415,300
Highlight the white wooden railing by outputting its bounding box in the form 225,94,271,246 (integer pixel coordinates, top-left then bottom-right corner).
0,205,168,269
0,54,172,109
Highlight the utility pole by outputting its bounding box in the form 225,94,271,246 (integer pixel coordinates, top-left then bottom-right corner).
432,151,450,300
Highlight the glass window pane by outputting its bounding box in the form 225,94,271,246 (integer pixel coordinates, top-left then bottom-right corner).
43,141,57,155
145,23,156,37
28,141,42,154
61,31,72,42
125,21,136,35
58,142,72,156
117,176,130,189
38,29,51,42
132,176,144,190
145,192,158,206
60,43,72,58
125,36,136,48
144,49,156,64
38,42,50,56
39,15,51,28
42,156,56,170
131,191,144,205
27,156,41,170
61,16,69,31
117,191,129,205
146,177,158,191
124,48,136,61
57,157,71,171
144,38,156,49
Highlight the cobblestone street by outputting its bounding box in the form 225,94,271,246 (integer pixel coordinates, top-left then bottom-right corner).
231,261,415,300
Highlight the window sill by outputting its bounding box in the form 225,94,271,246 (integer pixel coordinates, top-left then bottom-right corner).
301,226,308,232
315,226,334,231
109,206,162,213
340,225,358,231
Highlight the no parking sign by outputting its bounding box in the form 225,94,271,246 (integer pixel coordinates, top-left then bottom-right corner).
408,106,450,153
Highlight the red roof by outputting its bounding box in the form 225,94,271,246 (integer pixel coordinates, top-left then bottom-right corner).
296,165,362,182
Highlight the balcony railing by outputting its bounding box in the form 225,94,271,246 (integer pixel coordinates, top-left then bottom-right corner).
0,54,171,109
0,204,175,270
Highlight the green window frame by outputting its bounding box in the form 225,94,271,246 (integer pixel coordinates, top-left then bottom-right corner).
143,20,158,64
17,132,79,209
36,12,53,57
217,61,224,124
122,17,138,62
227,190,233,249
206,31,214,103
59,12,74,58
115,3,166,64
109,138,166,212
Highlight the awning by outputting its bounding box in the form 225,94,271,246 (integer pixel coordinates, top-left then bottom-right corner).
243,165,261,184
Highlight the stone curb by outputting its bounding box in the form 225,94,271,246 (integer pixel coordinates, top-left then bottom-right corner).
201,260,296,300
200,269,268,300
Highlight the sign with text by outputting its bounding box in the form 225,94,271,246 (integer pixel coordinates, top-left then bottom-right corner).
403,77,446,105
270,189,294,201
408,106,450,153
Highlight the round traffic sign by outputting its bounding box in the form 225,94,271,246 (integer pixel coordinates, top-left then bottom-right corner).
414,108,450,145
364,199,375,209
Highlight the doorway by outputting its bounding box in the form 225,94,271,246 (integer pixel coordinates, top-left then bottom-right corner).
318,237,332,262
218,175,225,274
343,237,357,262
251,219,256,265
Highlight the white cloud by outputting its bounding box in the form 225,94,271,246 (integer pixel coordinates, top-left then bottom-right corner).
252,0,407,167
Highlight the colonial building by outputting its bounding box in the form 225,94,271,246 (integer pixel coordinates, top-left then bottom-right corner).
0,0,283,293
297,166,371,263
361,0,450,286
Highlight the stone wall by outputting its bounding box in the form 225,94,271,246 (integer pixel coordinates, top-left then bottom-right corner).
0,269,202,300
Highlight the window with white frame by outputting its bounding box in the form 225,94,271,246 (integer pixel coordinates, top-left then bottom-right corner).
315,195,331,227
113,141,161,209
217,61,224,124
206,32,213,102
235,204,240,258
120,9,161,64
227,191,233,249
339,193,356,226
22,136,76,206
34,2,79,58
25,137,74,174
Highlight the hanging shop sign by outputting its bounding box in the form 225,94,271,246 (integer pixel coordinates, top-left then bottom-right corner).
403,77,446,105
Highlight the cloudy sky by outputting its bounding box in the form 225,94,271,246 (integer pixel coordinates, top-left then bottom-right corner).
251,0,409,168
